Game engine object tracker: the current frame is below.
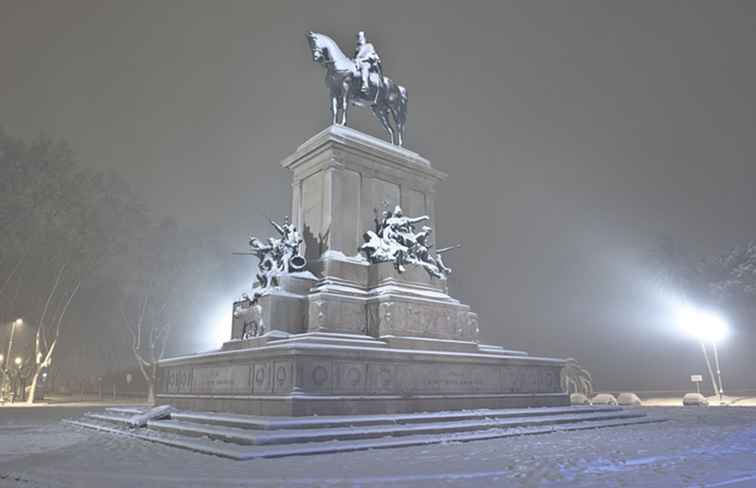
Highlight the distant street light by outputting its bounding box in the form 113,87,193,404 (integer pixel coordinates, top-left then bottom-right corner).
14,356,22,367
677,305,728,402
5,318,23,370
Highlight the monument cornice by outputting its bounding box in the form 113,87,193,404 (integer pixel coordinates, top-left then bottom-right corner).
159,340,566,367
281,125,447,185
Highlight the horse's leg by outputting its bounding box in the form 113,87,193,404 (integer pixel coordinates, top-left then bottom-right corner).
391,90,408,146
394,121,403,146
391,108,404,146
373,107,394,143
387,109,400,145
340,81,350,125
331,96,338,125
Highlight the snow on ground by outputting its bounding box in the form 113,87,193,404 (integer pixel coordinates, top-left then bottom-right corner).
2,406,756,487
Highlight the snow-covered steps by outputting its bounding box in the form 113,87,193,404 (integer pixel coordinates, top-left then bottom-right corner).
169,405,623,430
82,411,136,426
106,407,146,416
147,409,644,446
65,405,664,460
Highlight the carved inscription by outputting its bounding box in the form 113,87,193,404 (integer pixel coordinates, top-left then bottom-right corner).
190,365,251,394
162,361,562,397
372,300,476,341
165,367,192,394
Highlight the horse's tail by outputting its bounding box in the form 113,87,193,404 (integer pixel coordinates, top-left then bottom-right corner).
396,84,408,126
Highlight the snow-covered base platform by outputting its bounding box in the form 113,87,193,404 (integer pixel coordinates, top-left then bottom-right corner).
155,332,569,416
65,405,662,460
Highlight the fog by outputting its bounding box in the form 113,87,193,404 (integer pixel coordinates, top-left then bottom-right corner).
2,1,756,392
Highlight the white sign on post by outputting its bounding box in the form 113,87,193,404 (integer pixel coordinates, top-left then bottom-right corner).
691,374,703,394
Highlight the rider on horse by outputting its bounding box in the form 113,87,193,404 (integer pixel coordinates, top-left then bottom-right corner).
354,31,383,97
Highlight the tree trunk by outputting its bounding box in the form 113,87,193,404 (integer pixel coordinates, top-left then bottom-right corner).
146,380,155,405
25,280,79,405
26,369,40,405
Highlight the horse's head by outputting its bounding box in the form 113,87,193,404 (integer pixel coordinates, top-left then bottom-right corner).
306,32,327,63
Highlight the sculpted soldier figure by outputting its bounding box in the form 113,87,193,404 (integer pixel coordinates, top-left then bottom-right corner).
354,31,382,96
360,205,458,279
233,217,307,337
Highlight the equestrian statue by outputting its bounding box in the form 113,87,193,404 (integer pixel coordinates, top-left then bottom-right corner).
306,31,408,147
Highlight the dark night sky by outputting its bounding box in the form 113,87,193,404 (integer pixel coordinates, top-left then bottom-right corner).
3,1,756,391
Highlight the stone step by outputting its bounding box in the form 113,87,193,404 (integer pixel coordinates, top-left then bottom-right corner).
148,409,645,446
106,407,146,416
172,405,622,431
83,411,134,426
64,414,664,460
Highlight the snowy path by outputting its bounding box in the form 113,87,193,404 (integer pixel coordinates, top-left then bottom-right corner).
2,406,756,487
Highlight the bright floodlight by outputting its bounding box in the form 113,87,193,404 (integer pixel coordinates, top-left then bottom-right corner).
677,305,729,343
14,318,22,326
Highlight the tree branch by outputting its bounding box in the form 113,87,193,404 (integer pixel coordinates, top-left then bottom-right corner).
37,263,67,354
0,251,26,301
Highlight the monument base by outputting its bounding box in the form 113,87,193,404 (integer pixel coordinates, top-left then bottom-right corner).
157,333,567,416
156,127,570,416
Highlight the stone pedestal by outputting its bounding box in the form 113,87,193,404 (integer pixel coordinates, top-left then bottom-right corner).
282,125,445,269
157,126,569,415
159,342,566,416
227,273,318,341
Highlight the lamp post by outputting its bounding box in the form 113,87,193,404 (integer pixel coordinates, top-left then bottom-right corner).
13,356,22,402
712,342,724,400
0,353,4,403
6,318,23,368
677,305,728,403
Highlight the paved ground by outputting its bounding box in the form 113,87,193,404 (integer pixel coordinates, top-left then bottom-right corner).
2,405,756,487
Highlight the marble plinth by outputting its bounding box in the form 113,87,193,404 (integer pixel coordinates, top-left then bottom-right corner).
157,333,567,416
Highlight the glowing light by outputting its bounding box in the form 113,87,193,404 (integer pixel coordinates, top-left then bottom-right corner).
14,356,22,366
677,305,729,343
14,318,23,326
203,301,233,350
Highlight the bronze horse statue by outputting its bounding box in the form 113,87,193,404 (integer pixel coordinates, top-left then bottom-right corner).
306,32,408,147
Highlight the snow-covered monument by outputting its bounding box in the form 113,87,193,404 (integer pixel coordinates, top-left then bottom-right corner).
156,123,569,415
153,31,572,415
69,31,659,458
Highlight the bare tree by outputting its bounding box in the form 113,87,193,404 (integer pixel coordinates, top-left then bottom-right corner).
25,265,80,403
1,129,146,403
652,237,756,308
119,218,221,404
713,242,756,304
122,295,173,404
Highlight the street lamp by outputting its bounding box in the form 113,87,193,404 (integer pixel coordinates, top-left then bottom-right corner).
14,356,22,367
6,318,23,368
677,305,729,402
